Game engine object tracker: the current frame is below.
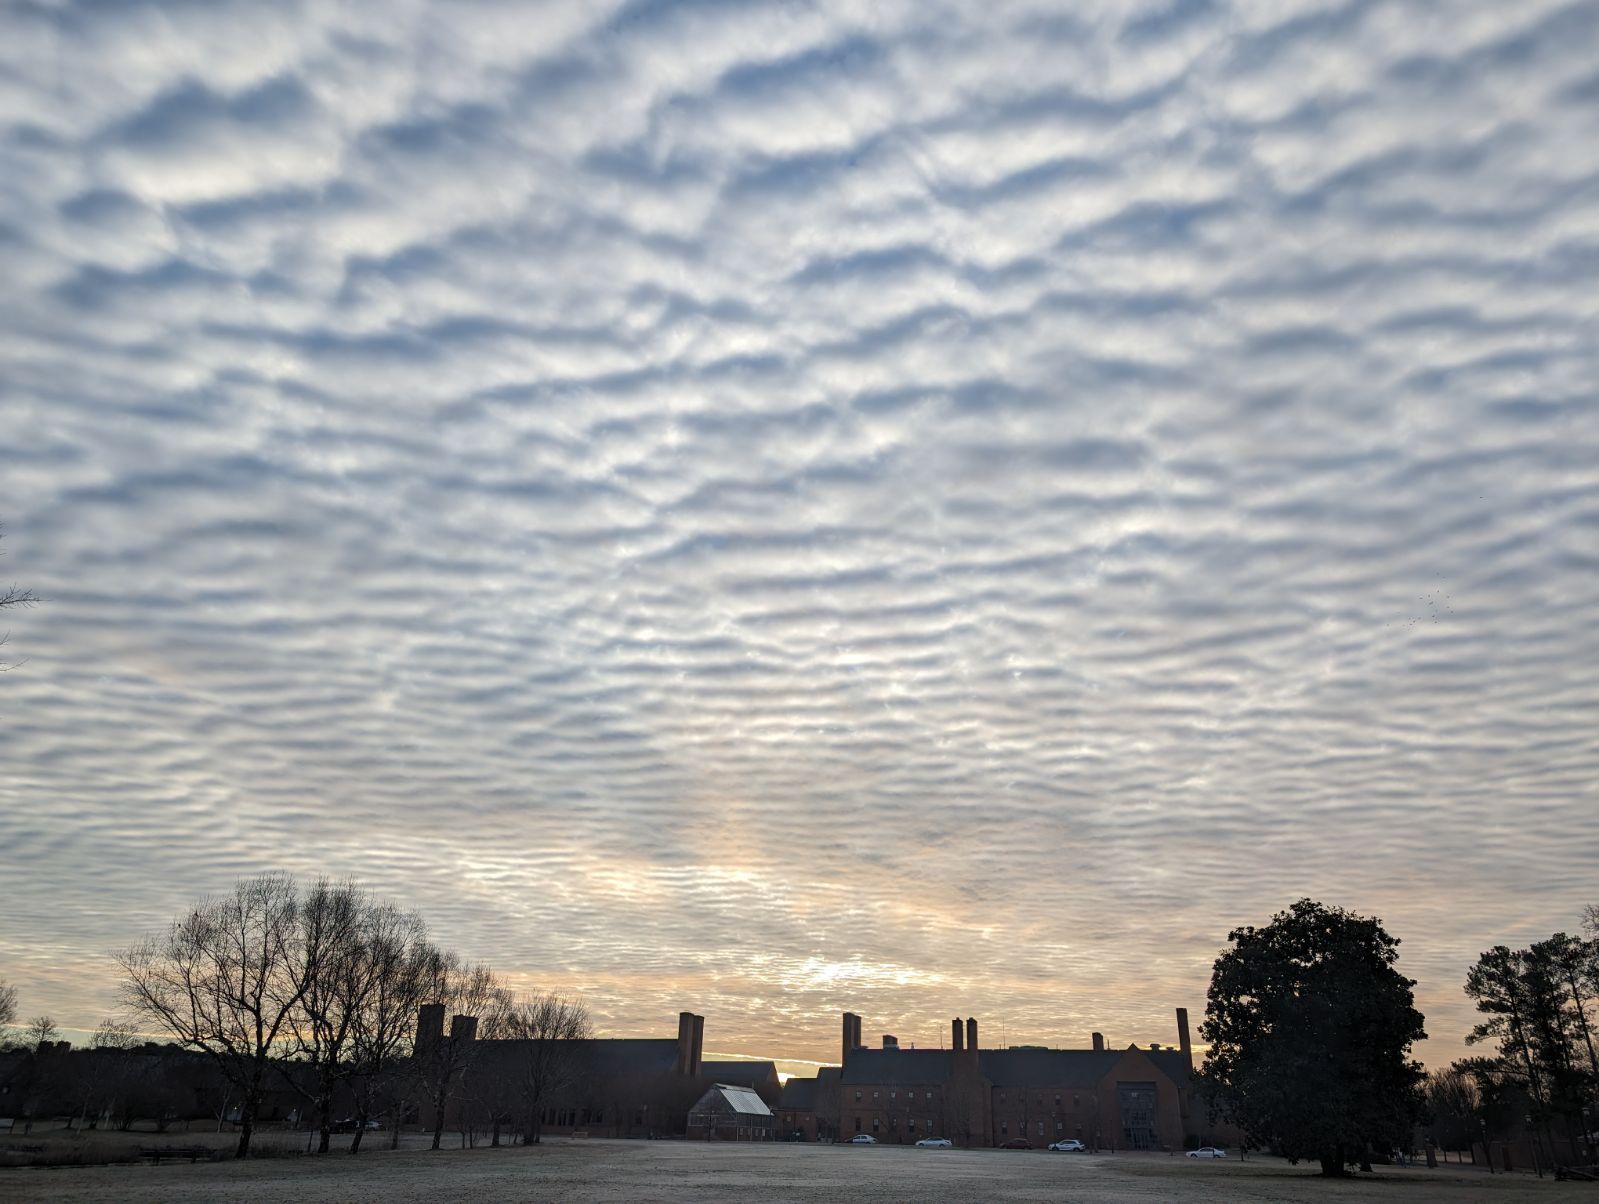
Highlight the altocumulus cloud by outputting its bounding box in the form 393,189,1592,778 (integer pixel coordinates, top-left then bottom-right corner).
1,0,1597,1064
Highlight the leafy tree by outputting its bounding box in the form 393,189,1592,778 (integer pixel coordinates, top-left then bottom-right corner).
1467,934,1598,1156
1199,898,1427,1176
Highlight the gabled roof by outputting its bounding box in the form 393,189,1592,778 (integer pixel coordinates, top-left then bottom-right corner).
778,1065,841,1112
1145,1048,1193,1086
695,1083,774,1117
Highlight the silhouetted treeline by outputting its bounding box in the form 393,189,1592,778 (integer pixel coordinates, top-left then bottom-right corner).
1441,905,1599,1168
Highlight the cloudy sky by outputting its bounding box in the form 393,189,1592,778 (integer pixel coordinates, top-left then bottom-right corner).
2,0,1597,1072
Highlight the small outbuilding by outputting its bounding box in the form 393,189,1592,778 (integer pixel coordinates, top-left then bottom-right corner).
687,1083,775,1141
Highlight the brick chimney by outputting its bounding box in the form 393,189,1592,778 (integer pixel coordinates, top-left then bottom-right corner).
690,1014,704,1076
1176,1008,1192,1066
843,1012,863,1064
677,1011,696,1075
449,1014,477,1043
1092,1031,1104,1052
965,1017,977,1054
417,1003,445,1055
952,1018,964,1053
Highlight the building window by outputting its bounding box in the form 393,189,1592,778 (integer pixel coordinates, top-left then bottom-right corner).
855,1117,862,1132
854,1090,861,1102
1001,1122,1008,1136
890,1090,895,1100
926,1091,933,1101
909,1118,916,1131
873,1091,879,1102
872,1118,880,1133
1054,1095,1061,1106
1056,1121,1063,1133
1038,1122,1045,1137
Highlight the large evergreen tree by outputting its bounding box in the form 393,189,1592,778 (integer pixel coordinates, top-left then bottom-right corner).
1199,898,1427,1176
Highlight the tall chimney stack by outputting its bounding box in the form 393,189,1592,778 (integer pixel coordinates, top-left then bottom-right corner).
417,1003,445,1056
449,1014,477,1043
843,1012,862,1064
677,1011,696,1075
1092,1031,1105,1052
690,1014,705,1076
1176,1008,1192,1065
965,1017,978,1053
952,1018,964,1053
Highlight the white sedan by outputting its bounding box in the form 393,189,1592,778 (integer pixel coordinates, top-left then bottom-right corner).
849,1134,877,1144
914,1137,953,1148
1187,1146,1226,1159
1048,1139,1086,1152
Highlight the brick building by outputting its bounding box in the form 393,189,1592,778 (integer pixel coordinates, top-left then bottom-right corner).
416,1008,780,1139
787,1009,1213,1150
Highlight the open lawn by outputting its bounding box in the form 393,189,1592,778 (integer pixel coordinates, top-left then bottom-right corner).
4,1138,1594,1204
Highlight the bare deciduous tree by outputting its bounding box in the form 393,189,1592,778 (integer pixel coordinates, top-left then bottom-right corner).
118,874,309,1158
0,522,40,670
497,991,592,1145
22,1015,59,1050
346,906,433,1154
415,955,507,1151
0,976,16,1030
73,1019,138,1129
287,878,371,1154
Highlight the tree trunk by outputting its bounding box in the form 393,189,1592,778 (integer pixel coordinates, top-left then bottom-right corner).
431,1089,446,1150
350,1122,365,1155
1320,1144,1348,1176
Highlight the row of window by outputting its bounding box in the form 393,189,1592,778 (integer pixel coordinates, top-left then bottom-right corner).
850,1088,1086,1109
853,1089,938,1103
854,1116,938,1132
997,1093,1082,1108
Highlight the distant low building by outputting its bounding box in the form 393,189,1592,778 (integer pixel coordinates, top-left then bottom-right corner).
687,1083,774,1141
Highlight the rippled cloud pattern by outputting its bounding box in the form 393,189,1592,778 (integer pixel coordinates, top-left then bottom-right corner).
3,0,1598,1064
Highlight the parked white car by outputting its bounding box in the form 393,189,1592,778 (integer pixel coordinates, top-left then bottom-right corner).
849,1133,877,1144
914,1137,953,1148
1047,1139,1086,1151
1187,1146,1226,1159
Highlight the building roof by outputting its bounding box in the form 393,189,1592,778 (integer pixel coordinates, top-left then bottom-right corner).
694,1083,774,1117
978,1048,1125,1088
1145,1048,1193,1086
839,1049,953,1085
700,1060,779,1088
483,1037,682,1081
837,1045,1192,1091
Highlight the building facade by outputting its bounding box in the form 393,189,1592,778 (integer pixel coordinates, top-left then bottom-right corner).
789,1008,1212,1150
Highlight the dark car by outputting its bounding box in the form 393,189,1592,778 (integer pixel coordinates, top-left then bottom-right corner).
1000,1138,1031,1149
